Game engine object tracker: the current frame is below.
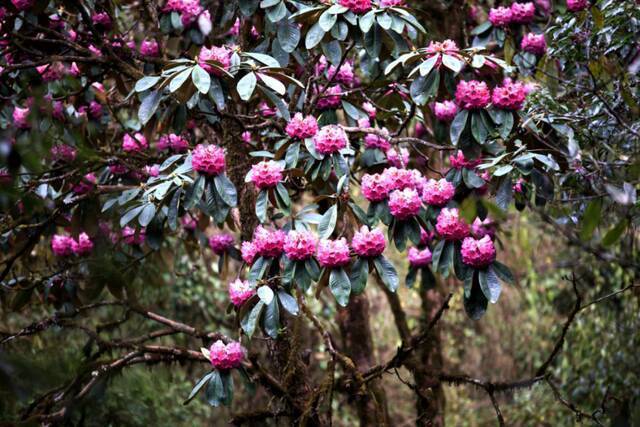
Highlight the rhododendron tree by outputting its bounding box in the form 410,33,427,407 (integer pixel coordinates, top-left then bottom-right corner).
1,0,638,425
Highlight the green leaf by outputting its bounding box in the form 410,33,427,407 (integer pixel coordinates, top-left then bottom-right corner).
135,76,161,92
170,67,193,92
495,177,513,211
579,199,602,241
256,189,268,223
450,110,468,145
471,111,489,144
478,269,501,303
277,290,299,315
373,256,398,292
192,65,211,94
431,240,445,271
602,219,628,247
214,174,237,207
350,258,369,294
492,261,514,284
185,175,205,209
257,73,286,95
285,142,300,168
464,279,488,320
277,20,301,53
329,268,351,307
321,40,342,65
275,182,291,211
120,205,145,228
184,372,213,405
438,241,454,277
209,78,225,110
463,168,486,189
410,70,439,105
263,297,280,338
241,301,265,338
359,10,376,33
219,370,234,406
138,90,162,125
168,188,182,231
244,52,280,68
442,54,463,73
318,9,337,31
305,22,326,49
205,370,225,407
237,72,257,101
257,285,274,305
471,21,492,36
138,203,156,227
363,23,381,57
418,55,439,77
318,204,338,239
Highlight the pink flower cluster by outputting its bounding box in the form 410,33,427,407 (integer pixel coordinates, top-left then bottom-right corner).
51,145,77,163
284,230,317,261
364,129,391,150
338,0,372,13
449,150,482,170
316,85,342,110
422,178,455,207
383,167,424,192
51,233,93,257
433,100,458,122
286,113,318,139
209,233,234,254
209,340,244,370
425,39,462,67
192,144,226,176
122,133,148,152
386,147,410,168
92,12,112,29
567,0,589,12
471,217,496,239
388,188,422,220
313,125,348,155
379,0,404,6
328,61,356,87
13,106,30,129
122,227,146,245
317,238,351,268
489,2,535,26
37,62,65,82
521,33,546,55
362,173,391,202
352,226,386,258
157,133,189,152
250,161,284,189
455,80,490,110
461,236,496,268
436,208,470,240
198,45,232,75
140,39,160,57
228,279,255,306
242,226,285,264
362,102,377,119
408,247,432,267
492,79,527,111
73,173,97,194
11,0,33,11
164,0,209,26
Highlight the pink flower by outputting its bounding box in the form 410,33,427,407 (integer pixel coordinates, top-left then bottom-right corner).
209,340,244,370
51,235,74,256
521,33,547,55
364,129,391,150
328,61,356,87
181,215,197,230
192,144,226,176
313,125,348,155
241,241,258,265
423,178,455,207
52,101,65,120
379,0,404,7
69,62,81,77
382,167,424,192
567,0,589,12
338,0,372,13
11,0,34,11
535,0,551,15
425,40,462,67
362,102,377,119
433,100,458,122
408,247,432,267
510,2,535,24
420,228,434,245
352,226,386,258
13,106,30,129
209,234,234,254
362,173,391,202
140,39,160,57
461,235,496,268
253,226,286,258
250,161,284,189
388,188,422,220
157,134,189,152
228,279,255,306
109,164,128,175
51,145,77,163
198,45,232,75
122,133,148,152
73,173,97,194
241,131,253,144
449,150,482,170
316,85,342,110
36,62,64,82
436,208,470,240
492,79,527,111
488,7,513,27
122,227,146,245
471,217,496,239
92,12,111,29
71,232,94,256
415,122,426,138
88,101,103,119
317,238,351,268
145,165,160,177
284,230,317,261
385,147,410,168
258,101,276,117
455,80,490,110
286,113,319,139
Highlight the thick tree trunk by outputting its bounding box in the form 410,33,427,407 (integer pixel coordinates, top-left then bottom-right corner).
337,294,390,427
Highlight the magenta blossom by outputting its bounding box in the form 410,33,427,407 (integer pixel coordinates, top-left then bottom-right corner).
122,133,148,152
521,33,547,55
567,0,589,12
192,144,226,176
492,79,527,111
388,188,422,220
241,241,258,265
250,160,284,189
436,208,470,240
228,279,255,306
433,100,458,122
71,233,94,256
209,340,245,370
313,125,348,155
510,2,535,24
328,61,356,87
488,7,513,27
364,129,391,150
317,238,351,268
73,173,97,194
361,173,391,202
92,12,111,29
316,85,342,110
449,150,482,170
362,101,377,119
422,178,455,207
209,234,234,255
408,247,432,267
461,236,496,268
253,226,286,258
122,227,146,245
198,45,232,75
140,39,160,57
13,106,30,129
11,0,34,11
382,167,424,192
379,0,404,6
352,226,386,258
284,230,317,261
455,80,491,110
51,235,74,257
157,134,189,152
51,145,77,163
338,0,372,14
286,113,318,139
471,217,496,239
